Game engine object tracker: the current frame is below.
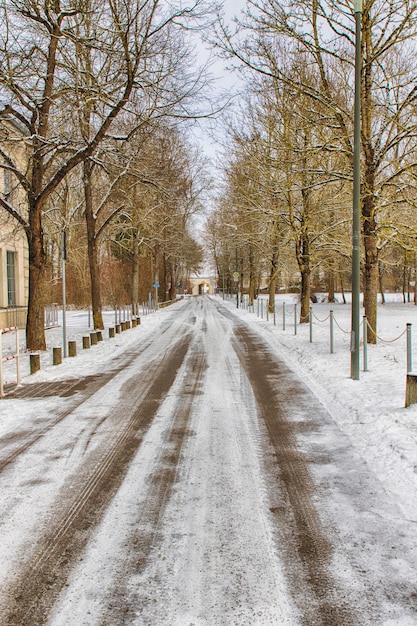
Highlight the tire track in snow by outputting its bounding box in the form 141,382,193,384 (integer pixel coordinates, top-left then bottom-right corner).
1,332,194,626
0,298,197,475
102,326,208,624
216,300,356,625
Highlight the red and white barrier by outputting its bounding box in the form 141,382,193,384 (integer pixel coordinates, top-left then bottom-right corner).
0,326,20,397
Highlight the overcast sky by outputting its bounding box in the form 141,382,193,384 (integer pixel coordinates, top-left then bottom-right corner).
190,0,247,163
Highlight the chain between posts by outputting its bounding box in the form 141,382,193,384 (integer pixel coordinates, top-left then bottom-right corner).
233,295,413,374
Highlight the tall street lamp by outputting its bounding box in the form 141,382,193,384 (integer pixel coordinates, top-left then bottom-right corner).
350,0,362,380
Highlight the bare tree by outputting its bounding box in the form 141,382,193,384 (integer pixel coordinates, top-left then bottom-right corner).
0,0,212,349
215,0,417,341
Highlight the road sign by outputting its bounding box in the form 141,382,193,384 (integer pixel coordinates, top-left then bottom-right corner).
233,272,239,282
153,283,160,288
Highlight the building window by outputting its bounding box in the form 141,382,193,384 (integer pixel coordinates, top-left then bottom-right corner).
6,250,16,306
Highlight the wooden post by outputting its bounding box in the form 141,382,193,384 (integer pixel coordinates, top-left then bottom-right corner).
96,330,103,342
132,318,137,327
115,324,121,334
83,336,90,349
137,317,141,325
68,341,77,357
405,374,417,407
90,332,98,345
30,354,41,374
109,327,115,338
52,347,62,365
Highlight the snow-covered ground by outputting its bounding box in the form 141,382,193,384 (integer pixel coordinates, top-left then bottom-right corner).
0,295,416,624
2,294,416,525
227,292,417,526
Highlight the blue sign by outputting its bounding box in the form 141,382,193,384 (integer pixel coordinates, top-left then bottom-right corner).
153,283,160,288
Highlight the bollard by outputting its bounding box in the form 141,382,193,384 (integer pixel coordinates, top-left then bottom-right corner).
137,317,141,325
115,324,121,334
90,332,98,345
132,318,137,328
407,323,412,374
96,330,103,342
109,327,115,338
405,374,417,407
53,347,62,366
294,303,297,335
30,353,41,374
83,336,90,349
68,340,77,357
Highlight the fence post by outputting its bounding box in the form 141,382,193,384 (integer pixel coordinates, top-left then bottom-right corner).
68,341,77,357
273,301,276,326
294,303,297,335
257,298,260,317
30,354,41,374
266,302,269,321
407,323,412,374
53,347,62,365
363,316,368,371
330,311,334,354
283,302,286,330
309,308,313,343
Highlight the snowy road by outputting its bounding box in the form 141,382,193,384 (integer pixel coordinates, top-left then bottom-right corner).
0,297,416,625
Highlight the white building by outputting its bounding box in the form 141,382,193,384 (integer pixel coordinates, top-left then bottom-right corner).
0,116,29,328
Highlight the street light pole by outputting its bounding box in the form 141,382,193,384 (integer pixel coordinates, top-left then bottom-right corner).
62,230,67,358
350,0,362,380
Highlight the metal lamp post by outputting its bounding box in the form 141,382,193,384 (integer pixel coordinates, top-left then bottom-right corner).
62,230,67,358
350,0,362,380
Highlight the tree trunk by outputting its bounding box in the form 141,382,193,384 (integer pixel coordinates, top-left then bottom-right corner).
84,160,104,330
362,191,378,344
26,209,47,350
131,229,140,312
402,250,407,303
296,230,311,324
328,258,335,303
268,220,280,313
414,253,417,306
248,246,256,306
300,262,310,324
378,261,385,305
169,261,177,300
268,254,278,313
